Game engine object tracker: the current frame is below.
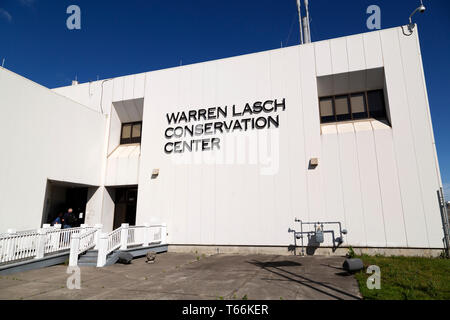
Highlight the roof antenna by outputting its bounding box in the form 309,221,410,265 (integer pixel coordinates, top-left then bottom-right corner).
1,58,5,68
408,0,426,33
72,75,79,86
303,0,312,43
296,0,304,44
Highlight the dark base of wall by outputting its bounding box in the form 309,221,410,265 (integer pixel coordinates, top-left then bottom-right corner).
168,244,445,258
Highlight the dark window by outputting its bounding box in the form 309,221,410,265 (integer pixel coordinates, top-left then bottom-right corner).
319,89,388,124
319,97,335,123
335,95,351,121
367,90,387,120
120,121,142,145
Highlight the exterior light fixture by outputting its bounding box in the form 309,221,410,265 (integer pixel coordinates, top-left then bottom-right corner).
151,169,160,179
408,0,426,33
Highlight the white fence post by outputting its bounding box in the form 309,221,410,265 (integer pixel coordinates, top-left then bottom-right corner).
97,233,108,267
143,223,150,247
6,229,17,261
69,233,80,267
35,228,47,259
94,224,103,249
120,223,129,250
161,223,167,244
50,224,61,251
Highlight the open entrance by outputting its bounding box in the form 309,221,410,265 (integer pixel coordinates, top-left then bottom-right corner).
107,186,138,230
42,180,96,228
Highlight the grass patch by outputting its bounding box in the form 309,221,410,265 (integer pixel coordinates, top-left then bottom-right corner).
354,255,450,300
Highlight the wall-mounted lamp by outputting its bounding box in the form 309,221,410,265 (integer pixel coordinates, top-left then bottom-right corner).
151,169,160,179
309,158,319,169
408,0,426,33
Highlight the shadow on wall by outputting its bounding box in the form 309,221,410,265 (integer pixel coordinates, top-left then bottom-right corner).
287,235,322,256
306,235,321,256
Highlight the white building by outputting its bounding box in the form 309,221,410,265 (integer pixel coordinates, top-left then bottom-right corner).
0,26,447,256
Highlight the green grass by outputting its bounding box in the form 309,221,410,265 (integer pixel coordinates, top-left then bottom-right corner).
354,255,450,300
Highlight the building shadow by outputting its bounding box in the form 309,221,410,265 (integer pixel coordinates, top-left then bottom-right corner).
247,259,361,300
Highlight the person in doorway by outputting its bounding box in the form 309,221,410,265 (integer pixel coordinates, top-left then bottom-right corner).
62,208,75,229
52,213,63,226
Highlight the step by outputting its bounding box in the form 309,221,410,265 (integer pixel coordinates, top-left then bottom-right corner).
78,261,97,267
80,250,98,257
78,256,98,263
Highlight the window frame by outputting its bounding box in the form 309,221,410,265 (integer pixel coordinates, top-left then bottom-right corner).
120,121,142,145
319,89,388,124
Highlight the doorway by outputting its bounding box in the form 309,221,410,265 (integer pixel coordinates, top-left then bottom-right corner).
113,186,138,229
42,180,94,227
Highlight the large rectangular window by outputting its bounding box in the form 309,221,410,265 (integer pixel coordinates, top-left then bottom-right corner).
120,121,142,145
319,89,387,124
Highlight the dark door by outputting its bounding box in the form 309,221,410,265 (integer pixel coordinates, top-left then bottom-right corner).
66,188,88,226
113,187,138,229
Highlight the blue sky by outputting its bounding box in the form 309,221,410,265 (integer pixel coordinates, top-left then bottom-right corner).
0,0,449,198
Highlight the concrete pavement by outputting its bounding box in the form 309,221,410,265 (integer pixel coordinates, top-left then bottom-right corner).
0,253,362,300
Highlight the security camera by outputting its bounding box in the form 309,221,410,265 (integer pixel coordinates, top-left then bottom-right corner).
419,5,426,13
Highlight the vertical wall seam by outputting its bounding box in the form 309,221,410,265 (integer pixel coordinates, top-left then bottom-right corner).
396,29,430,248
378,32,409,247
354,127,368,247
302,45,311,221
370,123,389,246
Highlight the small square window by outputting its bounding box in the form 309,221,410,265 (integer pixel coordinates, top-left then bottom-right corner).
335,95,351,121
319,97,335,123
132,123,142,138
121,124,132,139
120,122,142,145
350,93,367,120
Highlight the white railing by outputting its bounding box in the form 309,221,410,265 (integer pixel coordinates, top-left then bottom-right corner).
96,223,167,268
68,224,103,267
0,225,94,265
107,227,122,254
78,228,98,254
44,227,85,254
127,226,145,246
0,231,39,263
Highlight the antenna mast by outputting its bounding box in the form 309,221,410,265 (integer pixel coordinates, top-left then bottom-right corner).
296,0,304,44
304,0,311,43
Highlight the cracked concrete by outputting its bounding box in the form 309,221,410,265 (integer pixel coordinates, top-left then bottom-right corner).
0,253,362,300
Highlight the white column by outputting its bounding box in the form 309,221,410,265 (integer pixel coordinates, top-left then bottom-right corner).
97,233,108,267
35,228,47,259
94,224,103,249
69,233,80,267
120,223,129,250
161,223,167,244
